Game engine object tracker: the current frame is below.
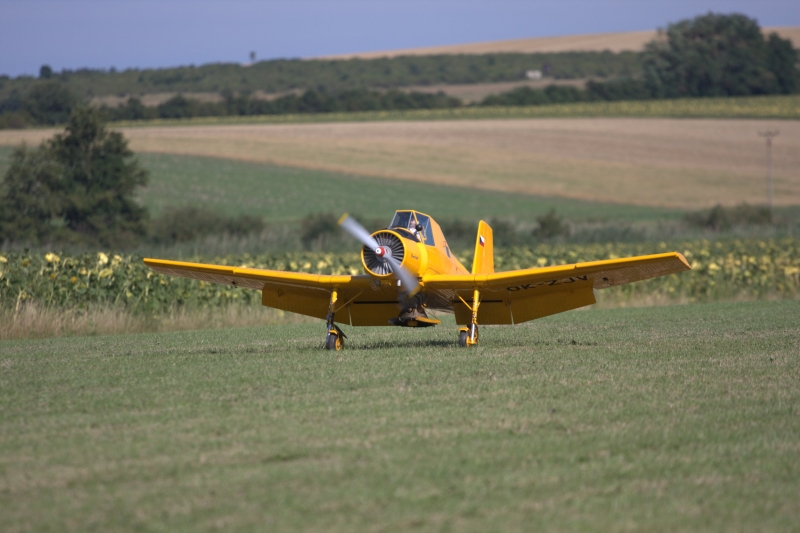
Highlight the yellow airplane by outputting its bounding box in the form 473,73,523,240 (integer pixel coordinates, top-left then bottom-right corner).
144,210,691,350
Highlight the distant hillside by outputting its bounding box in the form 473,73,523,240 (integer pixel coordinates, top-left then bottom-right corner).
320,26,800,59
0,20,796,126
0,51,640,100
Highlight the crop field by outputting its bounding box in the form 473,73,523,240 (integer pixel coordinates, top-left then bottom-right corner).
134,152,676,222
3,112,797,209
0,146,674,224
320,26,800,58
97,115,800,209
3,238,798,341
103,94,798,122
1,300,798,531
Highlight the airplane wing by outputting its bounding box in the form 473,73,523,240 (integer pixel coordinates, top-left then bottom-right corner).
422,252,690,325
143,258,402,326
145,252,689,327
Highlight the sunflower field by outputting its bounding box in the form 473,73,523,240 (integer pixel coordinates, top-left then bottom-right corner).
1,238,799,316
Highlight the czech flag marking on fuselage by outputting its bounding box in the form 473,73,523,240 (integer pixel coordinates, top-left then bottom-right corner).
479,235,485,247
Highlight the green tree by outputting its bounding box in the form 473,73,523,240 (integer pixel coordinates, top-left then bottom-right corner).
643,13,794,98
301,213,340,249
23,81,76,124
0,145,64,243
765,32,798,94
0,107,149,246
157,94,196,118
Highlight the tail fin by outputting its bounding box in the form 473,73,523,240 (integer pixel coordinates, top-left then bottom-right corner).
471,220,494,275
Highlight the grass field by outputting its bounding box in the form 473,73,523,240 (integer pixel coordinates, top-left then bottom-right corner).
3,113,797,209
0,146,676,223
135,152,678,222
103,115,800,209
1,300,798,531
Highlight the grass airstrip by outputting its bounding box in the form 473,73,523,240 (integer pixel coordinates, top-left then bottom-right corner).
0,300,798,531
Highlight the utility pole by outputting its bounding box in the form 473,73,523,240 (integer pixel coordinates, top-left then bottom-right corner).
758,130,779,217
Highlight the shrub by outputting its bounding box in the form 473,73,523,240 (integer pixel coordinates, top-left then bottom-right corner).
534,209,570,240
684,203,772,231
149,206,266,244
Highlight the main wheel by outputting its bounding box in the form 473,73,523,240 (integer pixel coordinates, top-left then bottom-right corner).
458,330,468,347
325,333,343,351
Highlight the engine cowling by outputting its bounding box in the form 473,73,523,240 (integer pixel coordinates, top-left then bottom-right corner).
361,230,425,279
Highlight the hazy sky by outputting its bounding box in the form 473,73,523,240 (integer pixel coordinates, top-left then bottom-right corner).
1,0,798,77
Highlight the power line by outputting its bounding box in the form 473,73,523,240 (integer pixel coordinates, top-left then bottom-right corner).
758,129,779,218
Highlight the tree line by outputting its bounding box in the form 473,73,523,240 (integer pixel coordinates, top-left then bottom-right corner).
0,49,639,102
103,89,462,122
0,13,797,129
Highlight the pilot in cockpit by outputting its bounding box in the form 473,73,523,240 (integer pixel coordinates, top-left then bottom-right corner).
408,219,425,241
390,211,424,242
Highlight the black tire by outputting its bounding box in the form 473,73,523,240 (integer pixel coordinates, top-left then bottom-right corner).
325,333,342,351
458,330,468,348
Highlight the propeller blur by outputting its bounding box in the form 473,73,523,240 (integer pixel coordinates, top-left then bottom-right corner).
338,214,420,294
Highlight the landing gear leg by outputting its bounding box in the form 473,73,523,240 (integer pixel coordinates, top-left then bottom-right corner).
325,289,346,351
457,289,480,348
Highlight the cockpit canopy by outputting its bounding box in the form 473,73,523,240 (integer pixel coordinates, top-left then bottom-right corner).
389,210,435,246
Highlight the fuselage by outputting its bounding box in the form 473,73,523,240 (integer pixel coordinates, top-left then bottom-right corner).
361,210,470,280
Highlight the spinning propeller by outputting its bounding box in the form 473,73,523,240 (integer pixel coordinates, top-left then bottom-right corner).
338,214,420,294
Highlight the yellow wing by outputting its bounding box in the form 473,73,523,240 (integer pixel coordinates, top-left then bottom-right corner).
145,252,689,327
422,252,691,325
143,258,402,326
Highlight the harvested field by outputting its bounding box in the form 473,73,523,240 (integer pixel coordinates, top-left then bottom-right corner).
91,89,307,108
318,26,800,59
90,92,225,108
401,78,588,103
2,117,796,208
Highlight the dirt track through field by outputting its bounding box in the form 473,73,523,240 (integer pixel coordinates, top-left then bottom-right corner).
2,118,798,208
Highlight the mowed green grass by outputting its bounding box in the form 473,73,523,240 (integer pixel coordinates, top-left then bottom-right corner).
138,152,677,222
0,146,677,223
1,300,798,532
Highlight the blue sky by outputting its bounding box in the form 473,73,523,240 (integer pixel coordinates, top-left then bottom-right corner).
1,0,798,77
